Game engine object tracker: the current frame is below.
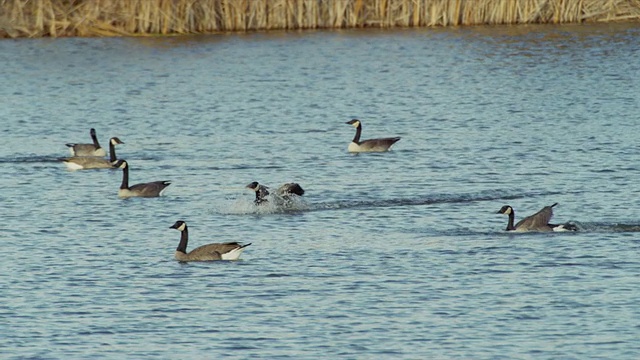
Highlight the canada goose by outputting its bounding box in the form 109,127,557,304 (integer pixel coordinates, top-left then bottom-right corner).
61,137,124,170
114,159,171,198
345,119,401,153
66,128,107,157
170,220,250,261
246,181,304,204
246,181,270,204
497,203,577,232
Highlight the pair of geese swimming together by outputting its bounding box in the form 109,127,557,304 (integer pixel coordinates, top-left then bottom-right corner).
62,128,172,198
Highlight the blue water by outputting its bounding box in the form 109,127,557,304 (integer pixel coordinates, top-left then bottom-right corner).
1,22,640,359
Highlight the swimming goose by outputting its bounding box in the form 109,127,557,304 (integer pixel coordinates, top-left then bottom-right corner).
66,128,107,157
246,181,305,204
61,137,124,170
497,203,577,232
170,220,251,261
345,119,401,153
114,159,171,198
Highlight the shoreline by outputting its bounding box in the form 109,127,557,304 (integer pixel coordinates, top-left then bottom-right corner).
1,0,640,39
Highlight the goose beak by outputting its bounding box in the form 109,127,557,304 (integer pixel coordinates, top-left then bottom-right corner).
246,182,259,191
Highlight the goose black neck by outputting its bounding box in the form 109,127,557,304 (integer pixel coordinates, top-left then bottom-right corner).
120,164,129,190
506,211,515,231
109,142,118,162
91,132,102,149
176,227,189,254
352,123,362,144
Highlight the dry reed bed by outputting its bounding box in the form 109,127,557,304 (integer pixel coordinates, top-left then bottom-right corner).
1,0,640,38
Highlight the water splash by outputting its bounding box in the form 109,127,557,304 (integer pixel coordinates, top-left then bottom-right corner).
216,195,310,215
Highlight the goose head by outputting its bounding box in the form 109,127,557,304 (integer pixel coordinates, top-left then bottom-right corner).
170,220,187,232
345,119,361,128
246,181,260,191
246,181,270,192
113,159,128,169
497,205,513,215
110,137,124,146
246,181,269,194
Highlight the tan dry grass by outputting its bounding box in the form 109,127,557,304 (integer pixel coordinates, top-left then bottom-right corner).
1,0,639,38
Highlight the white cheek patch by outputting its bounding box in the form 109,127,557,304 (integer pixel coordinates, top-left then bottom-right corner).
504,207,512,215
177,223,187,231
352,121,360,128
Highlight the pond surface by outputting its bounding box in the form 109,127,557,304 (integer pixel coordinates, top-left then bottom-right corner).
1,22,640,359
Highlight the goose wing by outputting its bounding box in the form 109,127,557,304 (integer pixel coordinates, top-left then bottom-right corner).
66,143,103,156
359,137,401,151
187,242,247,261
129,181,171,197
277,183,305,196
185,244,222,261
515,204,556,231
61,156,113,170
66,143,93,151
